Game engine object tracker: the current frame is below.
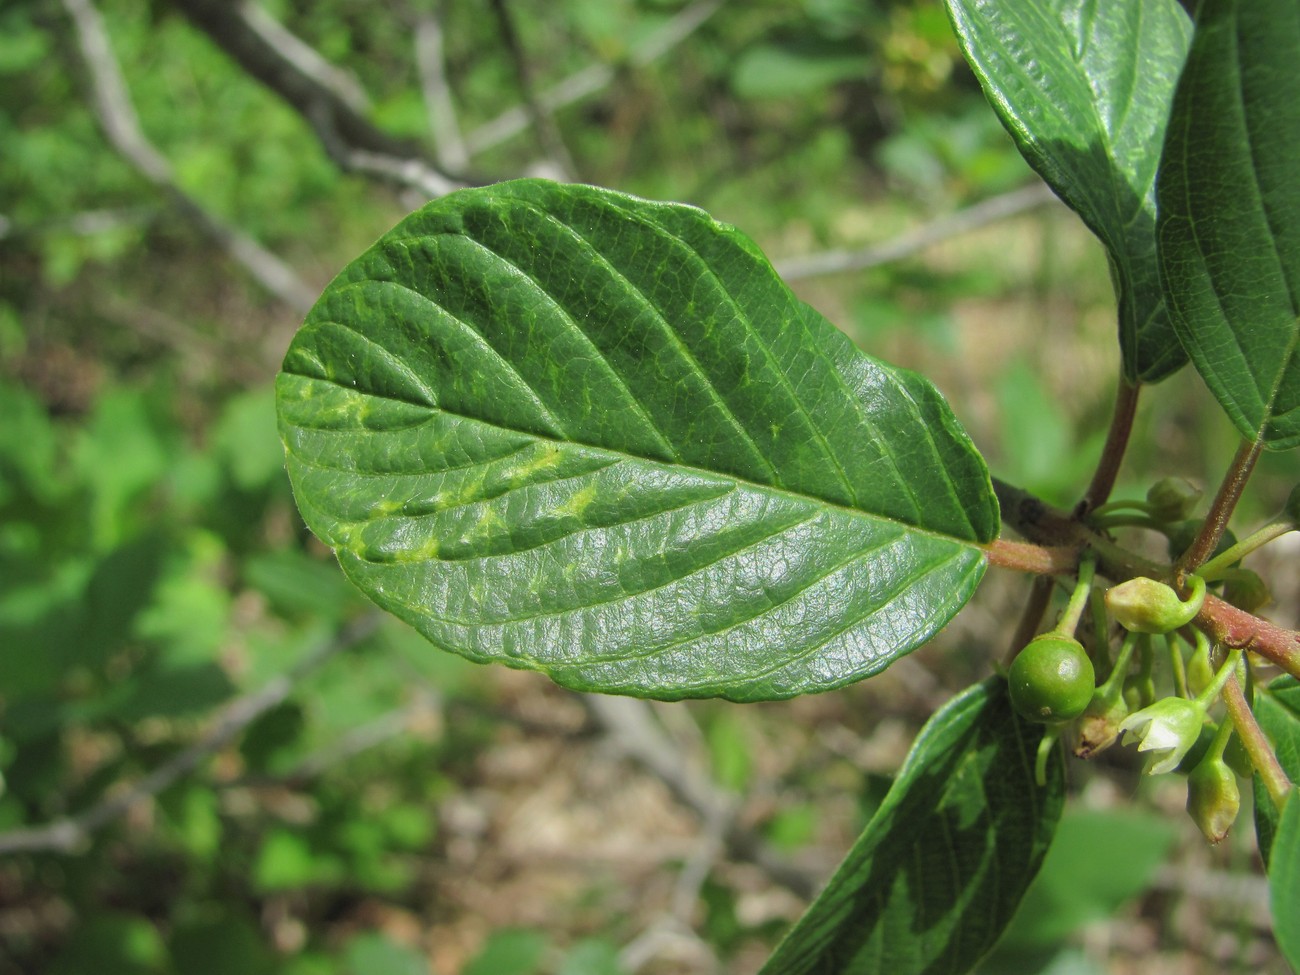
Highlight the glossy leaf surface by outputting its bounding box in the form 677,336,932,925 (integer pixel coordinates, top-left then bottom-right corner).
944,0,1191,383
1158,0,1300,449
276,179,998,701
759,679,1064,974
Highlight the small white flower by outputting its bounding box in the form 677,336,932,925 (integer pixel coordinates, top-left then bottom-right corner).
1118,697,1206,774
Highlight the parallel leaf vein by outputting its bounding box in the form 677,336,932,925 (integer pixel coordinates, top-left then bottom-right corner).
490,201,782,484
443,232,684,463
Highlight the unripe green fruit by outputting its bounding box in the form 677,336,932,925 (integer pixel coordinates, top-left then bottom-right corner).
1008,634,1096,724
1146,477,1202,522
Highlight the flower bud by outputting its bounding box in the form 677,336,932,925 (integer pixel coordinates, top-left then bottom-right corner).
1074,691,1129,759
1118,696,1206,775
1146,477,1202,522
1186,752,1240,843
1123,673,1154,710
1105,576,1204,634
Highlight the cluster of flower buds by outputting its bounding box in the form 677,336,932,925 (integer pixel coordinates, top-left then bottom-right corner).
1008,545,1253,841
1010,476,1300,842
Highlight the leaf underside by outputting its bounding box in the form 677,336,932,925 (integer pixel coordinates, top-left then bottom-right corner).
276,179,998,702
945,0,1191,383
759,679,1064,975
1158,0,1300,450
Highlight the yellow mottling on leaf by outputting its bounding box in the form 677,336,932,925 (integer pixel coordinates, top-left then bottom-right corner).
410,536,440,561
554,483,599,520
473,507,506,535
511,443,564,483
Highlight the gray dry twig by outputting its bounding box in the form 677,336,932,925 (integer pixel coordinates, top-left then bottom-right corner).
584,695,819,902
169,0,467,197
464,0,724,157
774,182,1061,281
61,0,317,312
416,13,470,174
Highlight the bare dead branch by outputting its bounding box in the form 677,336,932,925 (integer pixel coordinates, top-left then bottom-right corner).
487,0,578,179
774,182,1062,281
416,12,470,174
0,614,381,856
308,113,466,200
169,0,467,196
584,695,818,901
465,0,724,157
61,0,316,312
237,0,371,115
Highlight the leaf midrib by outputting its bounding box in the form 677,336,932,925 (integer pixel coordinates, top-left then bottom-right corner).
346,516,975,693
281,369,991,554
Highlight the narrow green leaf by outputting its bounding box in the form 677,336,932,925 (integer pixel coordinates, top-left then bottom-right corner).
1157,0,1300,449
944,0,1191,383
1253,676,1300,865
277,179,998,702
1270,791,1300,972
759,678,1064,975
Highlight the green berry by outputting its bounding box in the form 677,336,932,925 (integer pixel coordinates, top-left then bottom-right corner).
1008,634,1096,724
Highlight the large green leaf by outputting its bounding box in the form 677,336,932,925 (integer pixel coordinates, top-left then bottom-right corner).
1254,676,1300,865
276,179,998,702
1157,0,1300,450
945,0,1191,383
759,678,1064,974
1268,795,1300,975
1270,791,1300,973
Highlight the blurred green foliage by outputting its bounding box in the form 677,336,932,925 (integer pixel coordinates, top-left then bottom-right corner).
2,0,1294,972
